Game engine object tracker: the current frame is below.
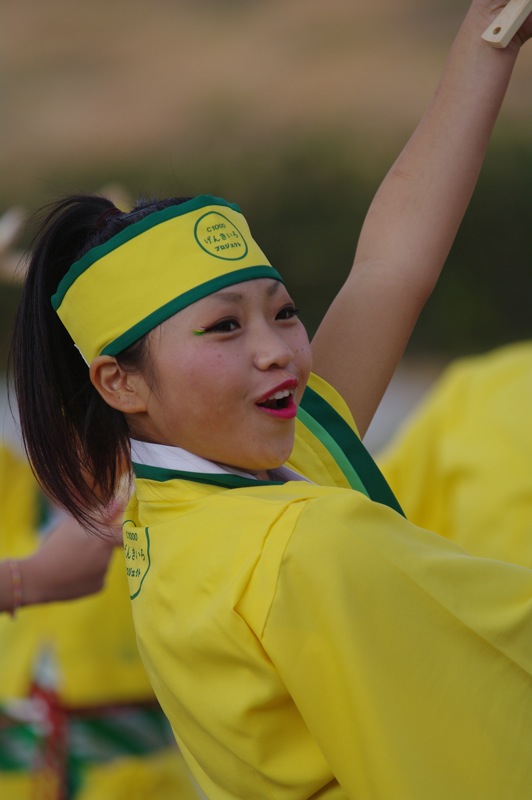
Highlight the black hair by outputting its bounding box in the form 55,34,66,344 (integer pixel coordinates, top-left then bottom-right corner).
11,193,193,531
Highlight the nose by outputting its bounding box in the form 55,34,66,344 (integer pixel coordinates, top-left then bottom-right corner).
253,323,294,371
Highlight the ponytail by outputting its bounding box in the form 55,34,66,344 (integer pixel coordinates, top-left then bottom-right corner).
11,193,191,530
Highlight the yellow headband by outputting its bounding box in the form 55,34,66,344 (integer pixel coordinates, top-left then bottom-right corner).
52,196,283,364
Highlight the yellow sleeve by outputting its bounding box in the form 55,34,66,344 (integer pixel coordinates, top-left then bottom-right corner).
259,492,532,798
0,445,49,698
0,444,44,557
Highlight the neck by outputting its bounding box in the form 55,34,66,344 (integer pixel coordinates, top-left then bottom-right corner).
253,470,271,481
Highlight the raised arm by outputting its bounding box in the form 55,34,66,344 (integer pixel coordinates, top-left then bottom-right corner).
311,0,531,437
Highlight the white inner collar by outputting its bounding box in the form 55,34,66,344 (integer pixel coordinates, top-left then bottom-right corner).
130,439,310,483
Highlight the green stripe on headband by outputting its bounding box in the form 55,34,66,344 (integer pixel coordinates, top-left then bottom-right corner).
52,196,283,363
51,196,242,310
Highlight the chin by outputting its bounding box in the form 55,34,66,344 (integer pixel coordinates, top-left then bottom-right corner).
226,433,295,475
237,452,288,475
259,447,294,472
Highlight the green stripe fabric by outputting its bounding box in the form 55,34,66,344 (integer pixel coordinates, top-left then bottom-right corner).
0,704,172,773
68,706,174,764
296,406,369,497
0,718,40,771
298,385,404,516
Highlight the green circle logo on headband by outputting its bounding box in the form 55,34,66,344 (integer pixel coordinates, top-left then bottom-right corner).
194,212,249,260
51,196,283,364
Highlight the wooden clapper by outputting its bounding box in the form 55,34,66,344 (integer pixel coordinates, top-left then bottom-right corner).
482,0,532,47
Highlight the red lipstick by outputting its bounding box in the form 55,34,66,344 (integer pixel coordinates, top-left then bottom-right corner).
256,379,299,419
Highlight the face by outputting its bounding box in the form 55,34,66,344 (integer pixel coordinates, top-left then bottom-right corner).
129,278,312,476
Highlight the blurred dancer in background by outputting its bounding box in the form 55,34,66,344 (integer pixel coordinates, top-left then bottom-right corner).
379,341,532,568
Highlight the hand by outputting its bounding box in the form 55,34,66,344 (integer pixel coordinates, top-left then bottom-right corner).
92,495,127,545
477,0,532,47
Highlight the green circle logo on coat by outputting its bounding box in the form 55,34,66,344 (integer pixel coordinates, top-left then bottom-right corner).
194,212,249,260
123,522,151,599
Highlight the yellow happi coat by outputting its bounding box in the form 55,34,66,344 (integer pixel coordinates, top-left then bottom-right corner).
124,373,532,799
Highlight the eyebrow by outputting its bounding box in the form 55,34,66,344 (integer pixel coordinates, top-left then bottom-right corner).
210,282,282,303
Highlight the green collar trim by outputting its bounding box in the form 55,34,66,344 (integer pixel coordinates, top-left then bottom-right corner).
132,463,283,489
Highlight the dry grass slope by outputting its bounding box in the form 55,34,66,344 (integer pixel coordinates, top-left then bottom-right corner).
4,0,530,203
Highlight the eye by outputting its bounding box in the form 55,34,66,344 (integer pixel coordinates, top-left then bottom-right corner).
204,317,240,334
276,304,300,321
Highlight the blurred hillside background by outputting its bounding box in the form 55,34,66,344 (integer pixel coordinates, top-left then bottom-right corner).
1,0,531,447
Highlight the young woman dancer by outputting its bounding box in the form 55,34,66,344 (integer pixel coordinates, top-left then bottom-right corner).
9,2,532,797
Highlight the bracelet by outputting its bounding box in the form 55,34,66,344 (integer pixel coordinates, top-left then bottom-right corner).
7,560,23,618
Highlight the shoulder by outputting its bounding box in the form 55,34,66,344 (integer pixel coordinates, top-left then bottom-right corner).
129,479,350,626
237,485,399,634
130,479,345,567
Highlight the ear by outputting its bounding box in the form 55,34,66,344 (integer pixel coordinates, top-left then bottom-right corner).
89,356,148,414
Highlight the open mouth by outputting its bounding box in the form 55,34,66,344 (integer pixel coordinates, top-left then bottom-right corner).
257,389,294,411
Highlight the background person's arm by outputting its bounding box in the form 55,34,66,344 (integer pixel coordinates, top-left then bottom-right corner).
0,505,122,613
